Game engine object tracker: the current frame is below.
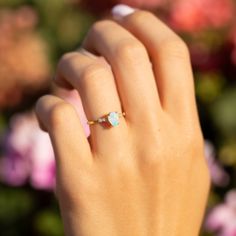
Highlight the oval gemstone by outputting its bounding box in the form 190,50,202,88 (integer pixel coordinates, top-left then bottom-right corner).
107,112,119,126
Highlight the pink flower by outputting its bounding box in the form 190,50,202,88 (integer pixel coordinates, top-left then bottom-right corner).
29,126,56,189
170,0,234,32
0,90,89,190
205,190,236,236
204,141,229,187
1,112,55,190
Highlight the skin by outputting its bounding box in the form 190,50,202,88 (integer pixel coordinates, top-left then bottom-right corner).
36,10,210,236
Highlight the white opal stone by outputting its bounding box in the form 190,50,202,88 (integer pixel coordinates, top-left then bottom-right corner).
108,112,119,126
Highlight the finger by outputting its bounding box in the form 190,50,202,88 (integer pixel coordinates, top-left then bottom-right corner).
55,51,128,156
82,20,162,126
35,95,93,176
113,7,198,122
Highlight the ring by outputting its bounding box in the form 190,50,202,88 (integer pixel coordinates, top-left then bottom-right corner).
87,111,126,127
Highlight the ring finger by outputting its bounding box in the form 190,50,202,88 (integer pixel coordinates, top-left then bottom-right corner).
55,50,128,157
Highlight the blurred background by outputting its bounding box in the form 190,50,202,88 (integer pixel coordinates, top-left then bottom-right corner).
0,0,235,235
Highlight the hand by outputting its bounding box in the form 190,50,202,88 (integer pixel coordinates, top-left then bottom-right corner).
36,5,210,236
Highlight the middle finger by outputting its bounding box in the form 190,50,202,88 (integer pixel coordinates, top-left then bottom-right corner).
83,20,162,126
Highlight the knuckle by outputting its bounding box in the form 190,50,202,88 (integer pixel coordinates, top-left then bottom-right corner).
139,140,163,167
90,20,113,35
35,95,48,111
49,102,75,128
58,52,75,67
60,52,73,61
139,154,161,174
159,37,190,60
130,10,155,24
116,38,147,64
57,52,80,77
81,63,111,88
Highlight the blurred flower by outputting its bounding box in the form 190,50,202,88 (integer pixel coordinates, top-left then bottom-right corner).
205,189,236,236
0,6,50,108
0,112,55,190
0,89,89,190
204,141,229,187
170,0,234,32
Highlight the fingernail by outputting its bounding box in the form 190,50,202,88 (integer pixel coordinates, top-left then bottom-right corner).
112,4,135,20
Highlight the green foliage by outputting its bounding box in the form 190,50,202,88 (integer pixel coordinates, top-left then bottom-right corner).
35,210,64,236
0,186,34,235
211,88,236,139
196,72,225,103
0,187,33,223
0,0,26,8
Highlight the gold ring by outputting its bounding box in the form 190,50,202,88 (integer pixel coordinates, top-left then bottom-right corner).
87,111,126,127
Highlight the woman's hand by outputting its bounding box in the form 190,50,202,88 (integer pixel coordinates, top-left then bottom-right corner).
36,5,210,236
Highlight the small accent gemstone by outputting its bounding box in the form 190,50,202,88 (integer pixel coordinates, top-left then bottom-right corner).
98,117,106,123
107,112,119,126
